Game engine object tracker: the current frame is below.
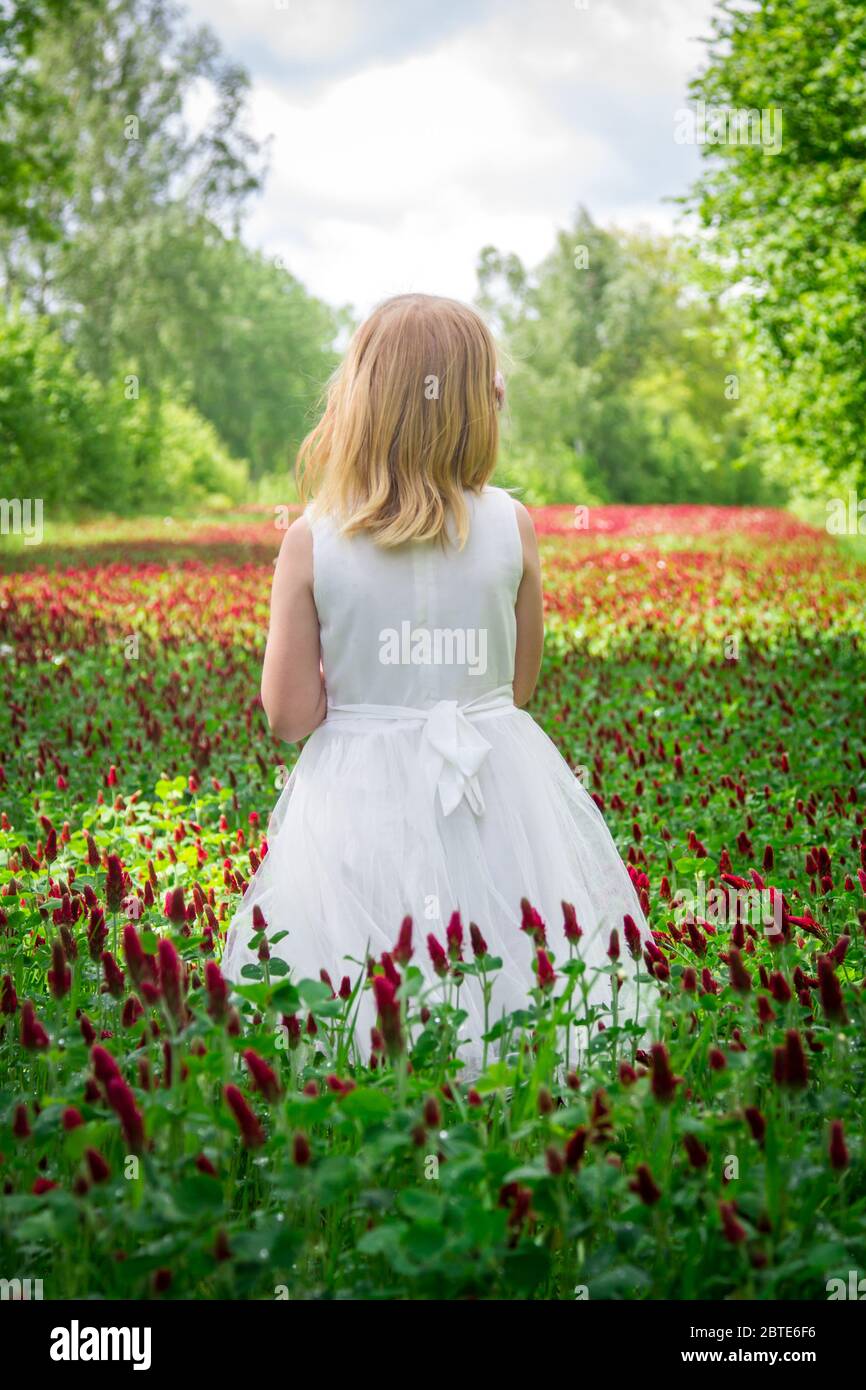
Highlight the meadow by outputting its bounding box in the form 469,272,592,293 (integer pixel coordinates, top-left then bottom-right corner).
1,504,864,1300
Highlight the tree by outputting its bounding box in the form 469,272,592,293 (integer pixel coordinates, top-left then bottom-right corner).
0,0,340,494
177,234,344,480
0,308,249,513
0,0,93,238
685,0,866,497
477,210,766,505
1,0,266,357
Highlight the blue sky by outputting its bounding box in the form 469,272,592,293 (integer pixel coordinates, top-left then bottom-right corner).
184,0,718,314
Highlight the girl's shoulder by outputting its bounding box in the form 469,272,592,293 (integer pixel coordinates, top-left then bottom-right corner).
302,499,339,540
478,483,522,517
478,484,529,530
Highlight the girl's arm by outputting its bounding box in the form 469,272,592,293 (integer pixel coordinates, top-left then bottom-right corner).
260,516,327,743
513,500,544,708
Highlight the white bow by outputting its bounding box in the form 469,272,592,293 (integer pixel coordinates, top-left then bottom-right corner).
325,684,514,818
420,700,493,817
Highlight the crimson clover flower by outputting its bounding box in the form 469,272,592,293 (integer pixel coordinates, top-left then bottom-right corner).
423,1096,441,1128
20,1000,49,1050
777,1029,809,1088
204,960,228,1021
719,1201,747,1244
164,886,186,925
85,1148,111,1183
520,898,547,946
47,939,72,999
105,854,126,913
121,994,144,1028
224,1084,265,1148
158,937,187,1027
393,915,413,965
683,1134,709,1168
744,1106,766,1146
242,1048,281,1102
535,947,556,991
380,952,401,989
90,1043,121,1089
767,970,791,1003
469,921,488,957
1,973,17,1015
817,955,847,1022
629,1164,662,1206
12,1103,30,1139
445,910,464,961
828,1120,849,1171
562,900,582,943
623,913,642,959
101,950,125,998
86,906,108,961
727,948,752,994
650,1043,681,1102
107,1076,146,1152
373,974,403,1056
426,933,448,977
123,923,156,991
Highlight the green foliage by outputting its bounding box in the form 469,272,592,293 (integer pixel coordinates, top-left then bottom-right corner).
479,212,769,506
0,310,121,508
0,0,339,507
0,309,249,513
171,233,343,480
0,0,94,237
143,399,250,511
685,0,866,497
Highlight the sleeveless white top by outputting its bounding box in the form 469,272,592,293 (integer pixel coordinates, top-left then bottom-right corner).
308,486,522,708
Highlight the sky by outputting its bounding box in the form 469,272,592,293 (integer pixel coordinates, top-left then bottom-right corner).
183,0,719,316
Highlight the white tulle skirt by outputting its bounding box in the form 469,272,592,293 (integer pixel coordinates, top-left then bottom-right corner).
222,706,650,1073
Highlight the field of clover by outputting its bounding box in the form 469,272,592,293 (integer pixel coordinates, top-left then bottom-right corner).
1,504,865,1300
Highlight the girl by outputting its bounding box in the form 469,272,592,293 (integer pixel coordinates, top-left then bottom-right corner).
223,293,648,1070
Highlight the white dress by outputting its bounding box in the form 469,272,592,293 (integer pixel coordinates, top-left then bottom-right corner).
223,487,649,1070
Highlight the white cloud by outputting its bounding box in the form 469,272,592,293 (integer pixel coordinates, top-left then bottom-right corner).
183,0,718,314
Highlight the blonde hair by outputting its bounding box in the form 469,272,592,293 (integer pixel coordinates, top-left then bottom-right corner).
296,293,501,547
